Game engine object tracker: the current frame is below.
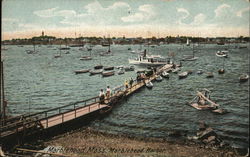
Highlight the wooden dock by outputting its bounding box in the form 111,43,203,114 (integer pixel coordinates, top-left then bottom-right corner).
0,64,172,145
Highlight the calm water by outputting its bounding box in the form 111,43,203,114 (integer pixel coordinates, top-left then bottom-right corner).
2,43,249,149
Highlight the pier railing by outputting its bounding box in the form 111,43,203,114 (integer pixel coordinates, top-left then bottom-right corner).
0,96,103,137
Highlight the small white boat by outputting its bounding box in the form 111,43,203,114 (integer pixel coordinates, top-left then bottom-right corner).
206,72,214,78
155,75,163,82
239,74,249,83
197,69,203,75
124,66,135,71
146,81,153,88
117,68,125,75
178,72,188,79
218,68,225,74
161,71,169,78
216,50,228,58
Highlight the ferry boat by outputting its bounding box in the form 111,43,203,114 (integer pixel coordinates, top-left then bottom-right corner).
128,50,168,67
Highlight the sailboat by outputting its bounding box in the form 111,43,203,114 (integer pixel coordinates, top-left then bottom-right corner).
100,37,112,56
54,45,62,58
186,38,190,46
181,44,198,61
26,44,37,54
80,47,92,60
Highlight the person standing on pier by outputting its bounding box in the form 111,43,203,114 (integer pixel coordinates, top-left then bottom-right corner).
125,79,129,89
106,86,111,99
99,89,105,104
129,78,134,88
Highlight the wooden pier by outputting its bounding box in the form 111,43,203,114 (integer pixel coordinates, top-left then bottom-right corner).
0,64,172,146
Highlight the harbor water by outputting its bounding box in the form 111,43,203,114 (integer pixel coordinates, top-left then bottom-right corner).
2,44,249,149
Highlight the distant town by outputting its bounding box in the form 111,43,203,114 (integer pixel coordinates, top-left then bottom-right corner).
2,31,250,46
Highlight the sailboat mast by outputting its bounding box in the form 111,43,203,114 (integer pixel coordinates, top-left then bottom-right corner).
193,43,194,58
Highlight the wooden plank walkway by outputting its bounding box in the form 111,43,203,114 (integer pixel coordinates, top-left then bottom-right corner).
40,104,108,129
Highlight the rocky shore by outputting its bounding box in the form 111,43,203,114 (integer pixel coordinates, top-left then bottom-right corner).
19,126,244,157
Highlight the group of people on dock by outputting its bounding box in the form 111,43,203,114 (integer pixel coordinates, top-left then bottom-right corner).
99,77,135,104
124,78,134,89
99,86,111,104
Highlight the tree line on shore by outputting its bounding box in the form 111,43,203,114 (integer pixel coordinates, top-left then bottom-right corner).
2,35,249,45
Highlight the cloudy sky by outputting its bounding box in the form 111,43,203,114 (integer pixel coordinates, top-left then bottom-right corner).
2,0,250,40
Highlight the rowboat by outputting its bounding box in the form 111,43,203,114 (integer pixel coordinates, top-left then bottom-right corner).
178,72,188,79
197,69,203,75
239,74,249,83
94,65,103,69
89,69,103,75
218,69,225,74
216,50,228,58
103,66,114,71
117,68,125,75
74,69,90,74
80,56,92,60
161,71,169,78
155,75,163,82
146,81,153,89
102,71,115,77
124,66,135,71
206,72,214,78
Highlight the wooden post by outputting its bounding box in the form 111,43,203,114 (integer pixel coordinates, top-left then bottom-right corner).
45,112,48,128
74,104,76,118
62,114,64,123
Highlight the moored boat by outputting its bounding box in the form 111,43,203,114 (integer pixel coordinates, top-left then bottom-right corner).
197,69,203,75
94,65,103,69
218,69,225,74
117,68,125,75
74,69,90,74
206,72,214,78
89,69,103,75
80,56,92,60
216,50,228,58
104,66,114,71
161,71,169,78
102,71,115,77
146,81,153,89
124,66,135,71
178,71,188,79
239,74,249,82
155,75,163,82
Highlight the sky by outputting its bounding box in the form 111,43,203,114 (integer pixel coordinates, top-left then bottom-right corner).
2,0,250,40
